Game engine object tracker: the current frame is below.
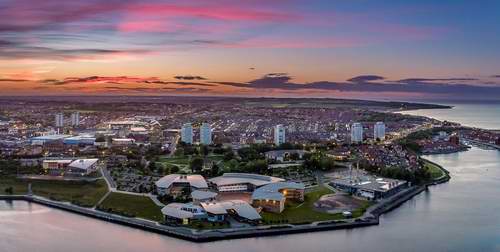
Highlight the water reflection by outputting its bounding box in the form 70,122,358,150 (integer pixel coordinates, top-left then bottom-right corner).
1,147,499,252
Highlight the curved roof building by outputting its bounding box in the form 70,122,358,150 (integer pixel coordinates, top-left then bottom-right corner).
209,173,284,192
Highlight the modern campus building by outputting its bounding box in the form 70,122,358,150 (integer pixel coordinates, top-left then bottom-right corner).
251,182,305,213
55,113,64,128
274,124,285,145
155,174,208,197
42,158,99,176
200,122,212,145
161,202,206,224
351,122,363,143
329,176,408,200
70,112,80,127
181,123,193,144
374,122,386,140
191,190,218,204
162,200,261,224
201,200,261,223
208,173,284,193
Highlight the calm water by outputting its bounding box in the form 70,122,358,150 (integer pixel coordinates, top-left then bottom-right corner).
2,104,500,252
402,102,500,130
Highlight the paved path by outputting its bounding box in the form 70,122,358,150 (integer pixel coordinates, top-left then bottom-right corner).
100,166,116,189
149,194,165,207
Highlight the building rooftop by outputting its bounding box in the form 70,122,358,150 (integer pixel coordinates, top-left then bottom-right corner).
31,135,70,141
201,200,261,220
331,176,406,193
209,173,284,187
252,182,305,201
155,174,208,189
68,159,98,170
161,203,204,219
191,190,218,200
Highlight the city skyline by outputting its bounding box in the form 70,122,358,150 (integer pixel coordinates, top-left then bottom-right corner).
1,0,500,100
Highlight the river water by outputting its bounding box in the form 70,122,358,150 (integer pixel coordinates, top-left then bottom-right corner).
1,103,500,252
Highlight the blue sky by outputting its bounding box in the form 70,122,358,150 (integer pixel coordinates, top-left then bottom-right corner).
0,0,499,99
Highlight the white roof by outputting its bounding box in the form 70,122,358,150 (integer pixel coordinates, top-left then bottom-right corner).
130,127,147,132
201,200,261,220
68,159,98,170
191,190,218,200
209,173,284,187
43,159,73,164
252,182,305,201
221,200,261,220
200,202,227,215
155,174,208,189
161,203,202,219
112,138,135,142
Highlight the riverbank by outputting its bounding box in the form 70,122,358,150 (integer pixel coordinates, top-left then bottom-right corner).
0,163,451,242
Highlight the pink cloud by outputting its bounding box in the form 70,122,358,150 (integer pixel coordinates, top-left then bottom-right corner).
123,4,299,23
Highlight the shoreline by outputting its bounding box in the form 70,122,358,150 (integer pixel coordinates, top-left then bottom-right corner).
0,163,451,243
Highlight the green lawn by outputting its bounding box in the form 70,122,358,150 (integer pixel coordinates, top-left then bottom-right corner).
261,186,370,224
0,178,29,195
422,159,446,179
97,192,163,222
0,178,108,207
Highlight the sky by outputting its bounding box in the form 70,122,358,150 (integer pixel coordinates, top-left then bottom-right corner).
1,0,500,100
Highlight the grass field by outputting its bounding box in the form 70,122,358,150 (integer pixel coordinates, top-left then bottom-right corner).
0,178,108,207
261,186,370,224
422,159,446,179
97,192,163,222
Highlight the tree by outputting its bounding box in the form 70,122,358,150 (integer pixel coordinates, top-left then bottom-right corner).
223,151,234,161
211,163,220,177
190,156,204,174
201,145,209,156
238,147,260,161
290,152,300,161
244,160,268,174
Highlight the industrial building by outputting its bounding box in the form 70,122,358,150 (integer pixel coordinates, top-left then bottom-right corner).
42,158,99,176
329,176,408,200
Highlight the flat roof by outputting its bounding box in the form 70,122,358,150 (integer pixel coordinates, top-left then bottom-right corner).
31,135,70,141
68,159,98,170
331,176,406,193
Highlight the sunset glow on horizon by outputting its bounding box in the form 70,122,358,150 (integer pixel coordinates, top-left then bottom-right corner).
1,0,500,100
